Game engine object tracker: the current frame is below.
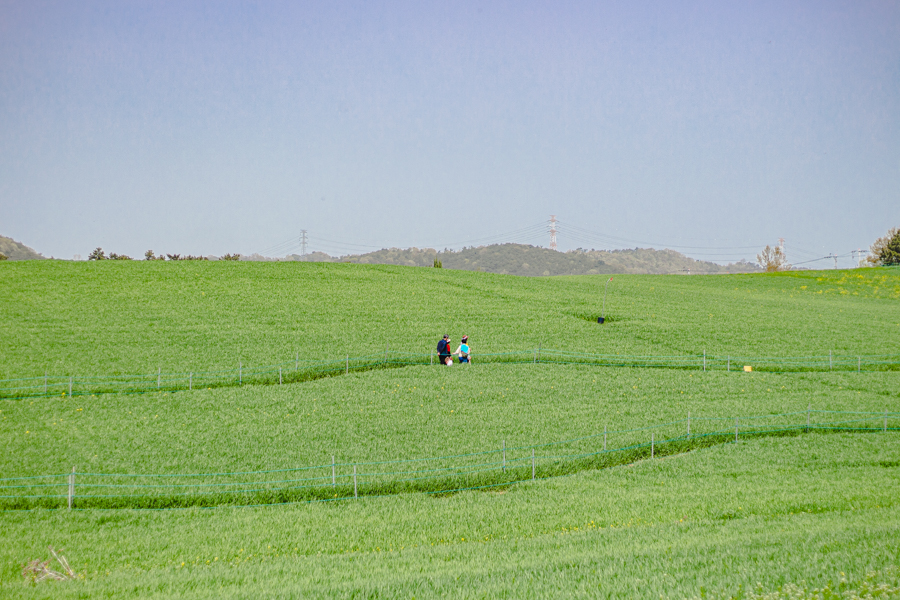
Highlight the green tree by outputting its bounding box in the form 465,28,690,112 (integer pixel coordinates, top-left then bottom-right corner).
88,248,106,260
883,233,900,265
867,227,900,266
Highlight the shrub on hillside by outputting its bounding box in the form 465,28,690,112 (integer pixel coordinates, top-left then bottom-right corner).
220,254,241,261
88,248,132,260
163,253,207,261
0,252,7,261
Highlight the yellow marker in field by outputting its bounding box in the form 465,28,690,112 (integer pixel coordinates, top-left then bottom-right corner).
743,365,752,372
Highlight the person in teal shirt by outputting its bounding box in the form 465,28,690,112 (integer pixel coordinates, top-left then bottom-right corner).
453,335,471,363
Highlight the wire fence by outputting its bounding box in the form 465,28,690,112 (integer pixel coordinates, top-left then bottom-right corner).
2,409,897,511
1,349,899,401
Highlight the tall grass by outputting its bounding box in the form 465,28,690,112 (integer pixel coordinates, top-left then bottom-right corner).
2,434,898,598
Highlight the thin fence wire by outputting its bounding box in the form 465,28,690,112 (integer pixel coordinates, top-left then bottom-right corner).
1,410,896,511
2,349,899,400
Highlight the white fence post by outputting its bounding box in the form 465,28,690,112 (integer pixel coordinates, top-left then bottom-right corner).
157,367,161,390
353,465,358,499
332,455,336,487
189,372,192,390
279,367,282,385
68,467,75,509
651,432,655,458
68,377,72,397
502,440,506,472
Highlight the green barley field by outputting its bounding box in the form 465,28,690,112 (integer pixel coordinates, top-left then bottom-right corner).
1,261,899,598
1,261,899,379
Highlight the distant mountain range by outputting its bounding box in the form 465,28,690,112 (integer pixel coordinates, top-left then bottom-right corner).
1,234,760,275
275,243,760,276
0,235,45,261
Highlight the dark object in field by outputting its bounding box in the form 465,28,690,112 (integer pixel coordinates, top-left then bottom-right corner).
598,317,605,324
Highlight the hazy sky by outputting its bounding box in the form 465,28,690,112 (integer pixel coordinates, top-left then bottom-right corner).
2,1,898,267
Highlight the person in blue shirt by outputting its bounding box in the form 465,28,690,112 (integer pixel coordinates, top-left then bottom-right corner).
453,335,470,363
437,334,451,365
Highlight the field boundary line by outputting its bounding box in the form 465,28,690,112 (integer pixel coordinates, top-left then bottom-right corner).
2,349,899,400
1,410,897,510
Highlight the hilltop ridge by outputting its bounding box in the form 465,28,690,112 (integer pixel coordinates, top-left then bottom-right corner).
0,235,45,260
273,243,760,275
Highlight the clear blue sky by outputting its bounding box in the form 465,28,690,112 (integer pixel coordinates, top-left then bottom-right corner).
2,0,898,267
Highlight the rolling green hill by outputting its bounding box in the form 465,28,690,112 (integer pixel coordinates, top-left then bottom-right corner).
1,261,898,381
2,364,898,508
2,262,898,598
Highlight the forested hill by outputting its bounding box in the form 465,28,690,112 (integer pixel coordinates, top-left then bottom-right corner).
346,244,623,276
284,244,760,276
0,235,45,260
578,248,759,274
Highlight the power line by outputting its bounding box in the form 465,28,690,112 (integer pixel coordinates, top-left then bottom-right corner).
423,223,550,249
248,222,870,268
559,222,765,251
791,252,855,267
251,222,552,258
253,237,306,257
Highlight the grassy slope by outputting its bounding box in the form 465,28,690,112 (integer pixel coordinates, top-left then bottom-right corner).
2,434,898,598
2,263,899,597
3,366,899,481
1,261,898,379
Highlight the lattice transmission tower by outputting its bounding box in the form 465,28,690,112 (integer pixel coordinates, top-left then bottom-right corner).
549,215,558,251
